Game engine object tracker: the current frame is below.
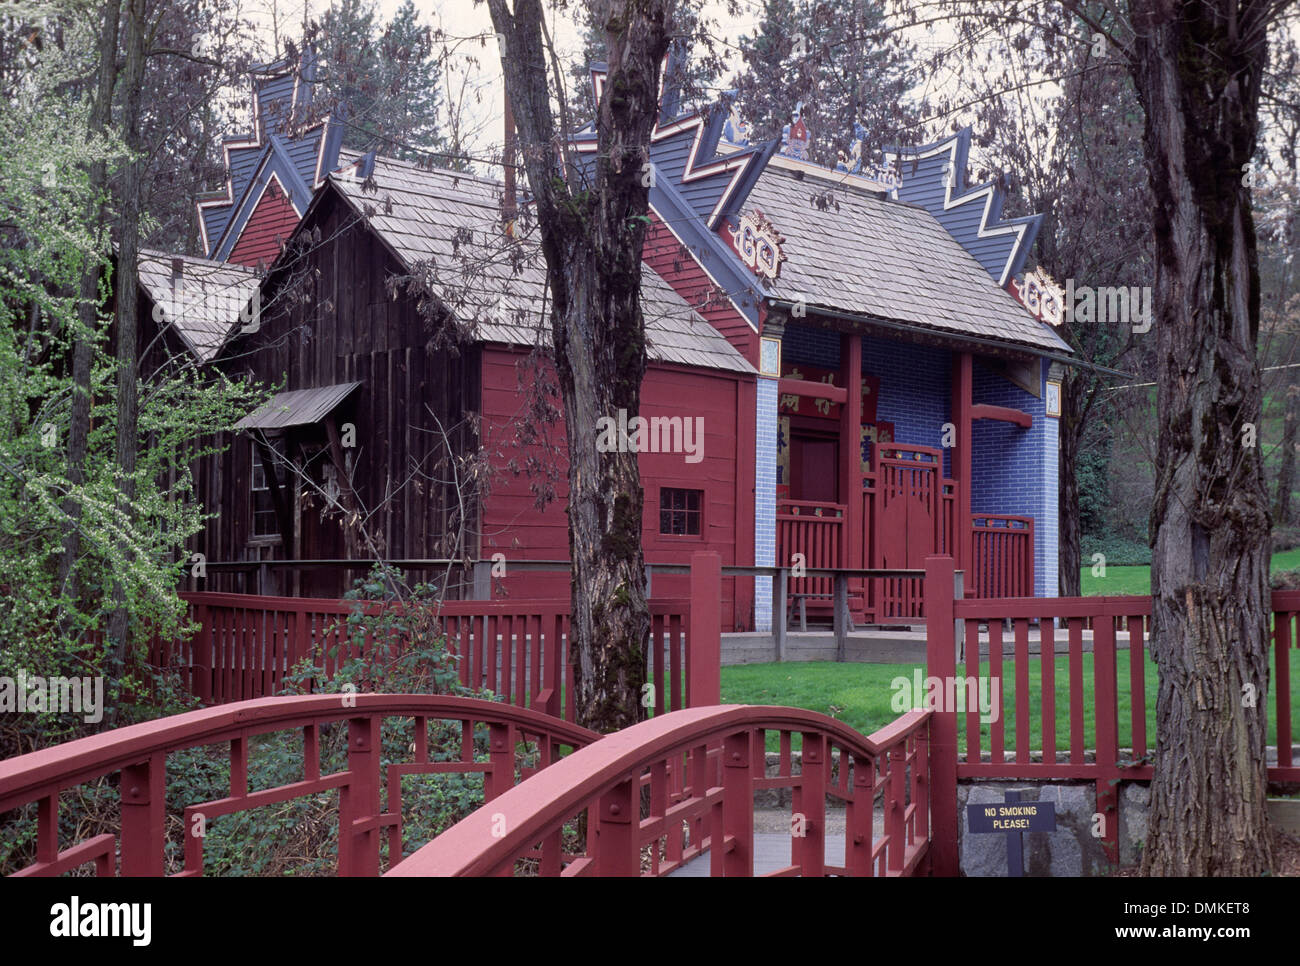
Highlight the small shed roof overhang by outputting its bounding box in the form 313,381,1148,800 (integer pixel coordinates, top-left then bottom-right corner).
235,382,362,431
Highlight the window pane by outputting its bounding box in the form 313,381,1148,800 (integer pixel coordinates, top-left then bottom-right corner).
659,488,702,536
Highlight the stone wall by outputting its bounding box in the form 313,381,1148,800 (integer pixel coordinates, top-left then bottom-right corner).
958,780,1150,876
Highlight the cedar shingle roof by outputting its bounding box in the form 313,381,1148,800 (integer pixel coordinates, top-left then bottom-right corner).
327,152,755,374
137,250,260,362
747,162,1072,354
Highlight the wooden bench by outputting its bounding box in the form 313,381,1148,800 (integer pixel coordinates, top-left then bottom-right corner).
787,591,857,632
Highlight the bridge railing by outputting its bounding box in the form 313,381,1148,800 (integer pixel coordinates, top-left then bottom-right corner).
387,705,933,877
0,694,597,877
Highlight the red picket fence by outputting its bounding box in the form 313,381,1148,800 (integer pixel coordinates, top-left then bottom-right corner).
923,556,1300,869
0,695,597,877
388,705,933,877
150,592,690,724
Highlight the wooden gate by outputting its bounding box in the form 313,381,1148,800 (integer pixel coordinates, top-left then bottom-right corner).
875,445,944,619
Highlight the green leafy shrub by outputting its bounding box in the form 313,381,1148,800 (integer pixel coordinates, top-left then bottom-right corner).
1273,525,1300,554
1081,533,1152,567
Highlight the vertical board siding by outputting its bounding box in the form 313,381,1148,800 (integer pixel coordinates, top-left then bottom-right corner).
478,345,747,630
185,190,479,597
227,179,300,268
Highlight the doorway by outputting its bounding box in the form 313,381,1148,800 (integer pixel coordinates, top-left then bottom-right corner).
790,433,839,503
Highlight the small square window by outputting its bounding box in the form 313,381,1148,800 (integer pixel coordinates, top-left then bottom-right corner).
659,488,702,536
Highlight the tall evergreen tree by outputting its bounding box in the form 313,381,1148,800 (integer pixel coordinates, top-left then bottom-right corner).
732,0,919,166
565,3,717,124
310,0,445,161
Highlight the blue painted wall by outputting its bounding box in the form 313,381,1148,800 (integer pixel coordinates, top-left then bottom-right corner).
970,360,1058,598
861,335,953,478
782,325,953,468
781,323,1058,598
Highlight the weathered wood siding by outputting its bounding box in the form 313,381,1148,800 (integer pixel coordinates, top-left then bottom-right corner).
188,186,480,597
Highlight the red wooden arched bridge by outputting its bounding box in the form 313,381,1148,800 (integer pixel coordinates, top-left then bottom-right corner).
6,554,1298,877
0,694,933,877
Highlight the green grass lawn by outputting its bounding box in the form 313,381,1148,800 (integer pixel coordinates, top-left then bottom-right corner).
1079,545,1300,596
721,650,1300,753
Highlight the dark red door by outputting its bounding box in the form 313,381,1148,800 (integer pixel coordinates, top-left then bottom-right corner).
792,436,838,503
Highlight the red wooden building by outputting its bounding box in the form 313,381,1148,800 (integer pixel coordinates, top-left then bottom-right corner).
134,51,1072,632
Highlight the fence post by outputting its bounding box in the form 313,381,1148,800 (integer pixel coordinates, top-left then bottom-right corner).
191,599,212,705
773,568,788,662
721,730,754,876
834,574,849,662
119,754,165,876
339,715,381,876
689,552,722,707
595,778,638,876
925,555,959,876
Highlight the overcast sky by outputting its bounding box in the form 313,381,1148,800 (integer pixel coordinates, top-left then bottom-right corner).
235,1,1299,178
236,0,970,167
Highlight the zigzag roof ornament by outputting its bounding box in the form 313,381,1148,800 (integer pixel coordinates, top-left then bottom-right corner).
196,46,346,259
883,128,1041,288
570,54,780,331
573,54,779,231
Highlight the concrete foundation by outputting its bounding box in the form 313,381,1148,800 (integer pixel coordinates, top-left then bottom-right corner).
722,625,1142,666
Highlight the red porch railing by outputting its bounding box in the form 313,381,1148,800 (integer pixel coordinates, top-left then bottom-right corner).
157,593,690,723
0,694,598,877
779,493,1030,621
776,499,845,608
969,514,1034,598
388,705,933,877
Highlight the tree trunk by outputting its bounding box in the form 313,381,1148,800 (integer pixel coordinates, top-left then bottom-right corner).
1278,383,1297,525
487,0,673,733
1058,367,1084,595
1128,0,1272,875
105,0,148,672
58,0,122,617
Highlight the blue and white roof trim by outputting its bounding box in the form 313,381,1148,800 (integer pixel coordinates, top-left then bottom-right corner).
573,58,780,330
884,128,1041,288
576,59,778,231
196,47,346,259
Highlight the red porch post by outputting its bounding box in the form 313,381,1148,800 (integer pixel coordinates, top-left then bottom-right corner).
688,551,722,707
840,333,864,577
924,555,959,876
951,352,973,578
